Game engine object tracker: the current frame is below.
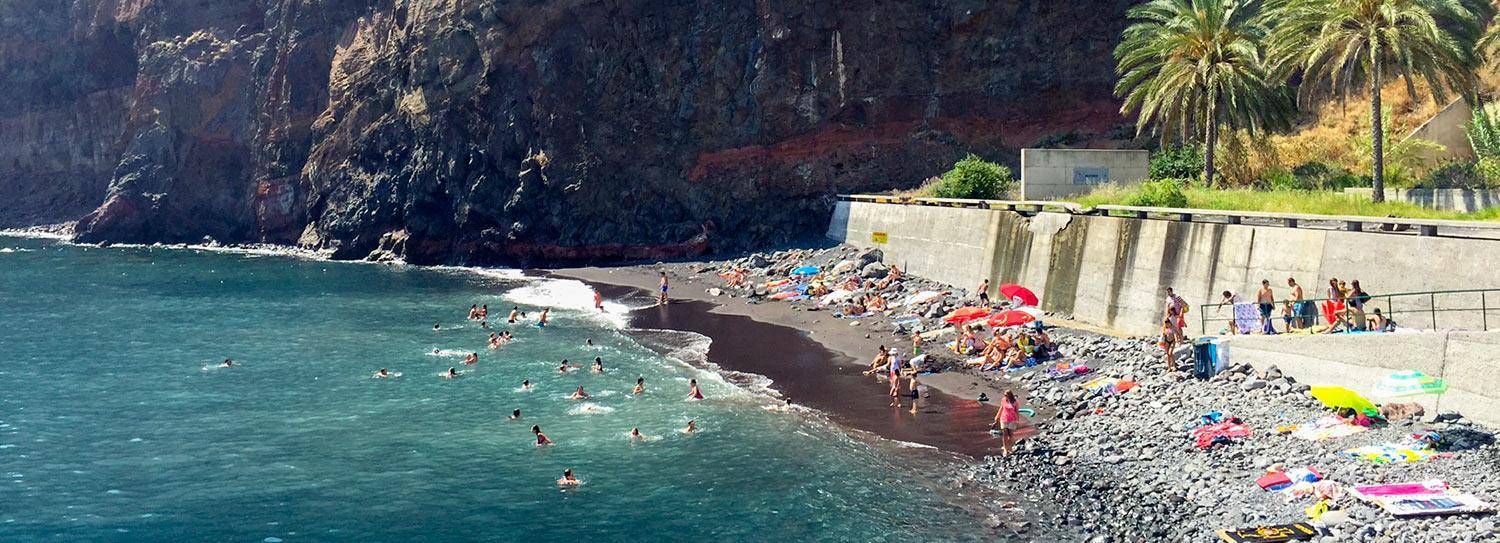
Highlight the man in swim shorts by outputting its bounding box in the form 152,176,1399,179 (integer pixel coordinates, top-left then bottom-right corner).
658,272,669,305
1255,279,1276,334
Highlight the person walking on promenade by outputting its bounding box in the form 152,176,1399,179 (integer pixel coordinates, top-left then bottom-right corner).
1255,280,1277,334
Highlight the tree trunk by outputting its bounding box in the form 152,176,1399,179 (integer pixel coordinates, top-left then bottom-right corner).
1370,51,1385,203
1204,101,1218,186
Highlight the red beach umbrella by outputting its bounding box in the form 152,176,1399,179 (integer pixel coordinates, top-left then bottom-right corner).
987,309,1037,328
998,284,1040,307
942,306,991,325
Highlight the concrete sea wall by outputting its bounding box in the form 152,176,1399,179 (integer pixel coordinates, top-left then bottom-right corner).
1222,332,1500,427
828,200,1500,336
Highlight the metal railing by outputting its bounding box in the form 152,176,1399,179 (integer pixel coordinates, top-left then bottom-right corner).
1197,288,1500,334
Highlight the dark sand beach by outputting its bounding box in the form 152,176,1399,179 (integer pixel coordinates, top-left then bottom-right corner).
556,266,1026,458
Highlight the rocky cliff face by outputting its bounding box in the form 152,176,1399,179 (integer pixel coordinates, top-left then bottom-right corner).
2,0,1131,264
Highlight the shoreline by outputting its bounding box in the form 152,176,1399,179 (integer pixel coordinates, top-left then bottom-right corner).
553,268,1013,458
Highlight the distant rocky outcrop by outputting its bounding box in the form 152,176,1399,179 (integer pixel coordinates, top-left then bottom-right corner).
2,0,1132,264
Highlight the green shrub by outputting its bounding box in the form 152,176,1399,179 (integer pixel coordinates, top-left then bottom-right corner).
1290,161,1363,190
1149,145,1203,180
1123,178,1189,208
1466,103,1500,159
1476,157,1500,188
1418,161,1482,190
1264,169,1305,191
931,154,1014,199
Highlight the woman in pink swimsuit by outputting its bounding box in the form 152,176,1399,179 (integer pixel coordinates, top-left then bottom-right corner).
992,390,1022,457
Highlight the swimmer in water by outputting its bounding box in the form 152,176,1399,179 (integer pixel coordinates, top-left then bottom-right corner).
442,367,458,379
633,377,645,395
630,427,643,441
463,352,478,366
219,358,234,368
374,368,390,378
683,420,697,434
586,338,594,347
590,357,604,373
507,306,520,324
557,468,580,486
488,333,502,349
433,323,441,331
533,425,553,446
479,304,488,320
468,304,479,320
537,308,550,328
686,378,704,401
433,348,441,355
521,379,533,390
557,359,573,373
480,320,489,329
509,409,521,420
570,385,590,400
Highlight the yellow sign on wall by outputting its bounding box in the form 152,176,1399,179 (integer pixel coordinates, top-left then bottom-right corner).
871,232,888,244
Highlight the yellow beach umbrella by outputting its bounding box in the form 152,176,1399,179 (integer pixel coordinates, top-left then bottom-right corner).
1309,386,1379,416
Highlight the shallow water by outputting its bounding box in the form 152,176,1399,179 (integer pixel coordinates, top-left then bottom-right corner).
0,237,986,542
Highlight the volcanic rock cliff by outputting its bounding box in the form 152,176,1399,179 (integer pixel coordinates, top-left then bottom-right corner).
1,0,1131,264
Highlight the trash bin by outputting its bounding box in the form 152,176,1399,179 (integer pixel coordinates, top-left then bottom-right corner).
1192,337,1219,380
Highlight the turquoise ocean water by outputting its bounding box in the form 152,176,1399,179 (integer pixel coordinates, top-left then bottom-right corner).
0,236,984,542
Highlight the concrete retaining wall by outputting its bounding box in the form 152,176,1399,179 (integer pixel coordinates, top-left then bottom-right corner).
1344,188,1500,213
1222,332,1500,427
1019,148,1149,200
830,200,1500,336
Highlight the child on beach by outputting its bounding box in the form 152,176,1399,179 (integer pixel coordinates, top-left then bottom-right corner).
991,390,1022,456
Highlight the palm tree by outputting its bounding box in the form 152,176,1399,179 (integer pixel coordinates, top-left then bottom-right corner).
1267,0,1487,202
1115,0,1294,184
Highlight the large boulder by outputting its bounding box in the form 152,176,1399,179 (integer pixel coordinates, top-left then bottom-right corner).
860,261,889,279
856,248,884,267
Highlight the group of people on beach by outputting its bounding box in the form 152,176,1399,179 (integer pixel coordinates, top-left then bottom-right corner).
958,322,1055,372
1203,277,1396,337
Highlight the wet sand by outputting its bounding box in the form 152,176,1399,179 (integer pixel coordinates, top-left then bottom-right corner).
559,268,1027,458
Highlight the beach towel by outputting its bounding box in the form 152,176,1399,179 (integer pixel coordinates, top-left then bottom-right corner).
1339,444,1440,464
1377,493,1495,517
1351,480,1449,500
1192,421,1252,449
1229,303,1259,334
1289,415,1368,442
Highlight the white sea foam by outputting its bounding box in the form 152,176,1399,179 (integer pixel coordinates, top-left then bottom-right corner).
0,248,32,253
428,265,527,283
426,349,469,357
567,403,615,415
503,278,631,328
